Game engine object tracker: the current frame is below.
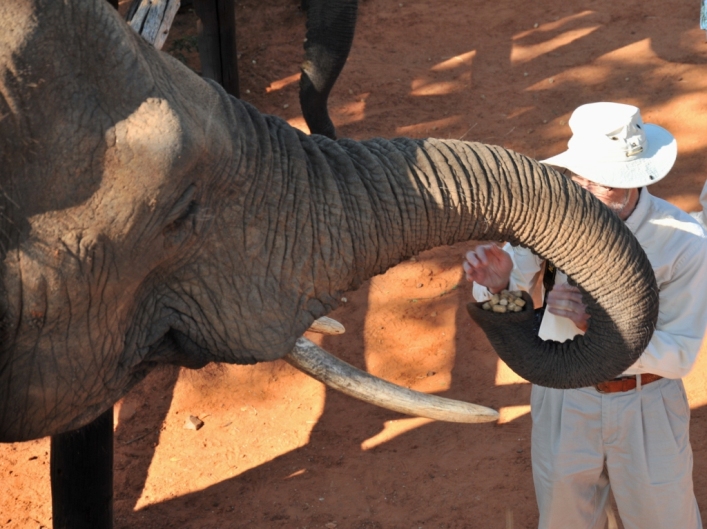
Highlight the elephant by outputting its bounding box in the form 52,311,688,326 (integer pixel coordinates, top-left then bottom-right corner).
0,0,659,446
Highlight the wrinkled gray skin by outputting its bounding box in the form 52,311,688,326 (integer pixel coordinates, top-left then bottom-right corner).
0,0,658,442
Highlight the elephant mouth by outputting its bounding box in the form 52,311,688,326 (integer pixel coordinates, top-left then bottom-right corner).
138,317,498,424
140,327,212,370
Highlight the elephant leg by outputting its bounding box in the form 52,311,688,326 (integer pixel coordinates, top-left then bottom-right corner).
300,0,358,139
50,407,114,529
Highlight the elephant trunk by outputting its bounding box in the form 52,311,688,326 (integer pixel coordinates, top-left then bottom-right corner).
320,137,658,388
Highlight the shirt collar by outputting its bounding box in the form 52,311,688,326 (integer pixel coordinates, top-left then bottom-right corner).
624,187,650,231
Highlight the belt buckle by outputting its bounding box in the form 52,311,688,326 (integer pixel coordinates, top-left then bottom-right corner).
594,375,634,394
594,380,611,394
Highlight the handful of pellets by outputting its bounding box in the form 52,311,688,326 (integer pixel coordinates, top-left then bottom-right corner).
482,289,527,313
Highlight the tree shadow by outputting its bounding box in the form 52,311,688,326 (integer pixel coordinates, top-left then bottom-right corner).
107,240,707,528
329,0,707,203
112,364,181,512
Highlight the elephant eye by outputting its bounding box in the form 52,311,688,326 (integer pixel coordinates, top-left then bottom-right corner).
165,184,197,226
162,185,199,248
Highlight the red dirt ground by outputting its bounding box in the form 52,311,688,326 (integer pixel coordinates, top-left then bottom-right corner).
2,0,707,527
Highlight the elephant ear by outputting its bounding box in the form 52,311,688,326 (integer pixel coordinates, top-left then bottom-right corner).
466,291,633,389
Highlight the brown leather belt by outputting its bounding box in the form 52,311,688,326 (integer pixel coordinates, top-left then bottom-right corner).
594,373,663,394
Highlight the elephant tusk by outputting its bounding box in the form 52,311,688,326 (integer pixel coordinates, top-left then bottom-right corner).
285,337,499,423
307,316,346,335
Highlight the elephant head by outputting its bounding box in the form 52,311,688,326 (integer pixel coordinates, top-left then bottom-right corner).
0,0,657,442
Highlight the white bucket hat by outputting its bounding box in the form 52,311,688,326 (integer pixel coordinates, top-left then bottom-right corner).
542,102,677,188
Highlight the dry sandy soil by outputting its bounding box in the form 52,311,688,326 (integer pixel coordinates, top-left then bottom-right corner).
2,0,707,528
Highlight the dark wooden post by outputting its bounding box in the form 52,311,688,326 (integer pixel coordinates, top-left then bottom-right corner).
50,407,114,529
194,0,240,97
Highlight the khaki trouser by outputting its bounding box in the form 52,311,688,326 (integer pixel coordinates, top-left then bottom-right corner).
531,378,702,529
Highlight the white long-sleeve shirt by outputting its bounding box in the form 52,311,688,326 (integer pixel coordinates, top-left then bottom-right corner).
690,179,707,229
474,187,707,379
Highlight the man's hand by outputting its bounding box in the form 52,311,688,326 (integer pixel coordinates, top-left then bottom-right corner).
463,244,513,294
546,283,590,332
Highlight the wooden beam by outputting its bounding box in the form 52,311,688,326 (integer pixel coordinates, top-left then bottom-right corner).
126,0,181,50
50,407,114,529
194,0,239,97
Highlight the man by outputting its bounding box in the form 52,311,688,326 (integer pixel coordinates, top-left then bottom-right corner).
464,102,707,528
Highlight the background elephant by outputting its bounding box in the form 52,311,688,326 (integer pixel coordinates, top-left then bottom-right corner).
297,0,358,139
0,0,657,448
175,0,358,139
